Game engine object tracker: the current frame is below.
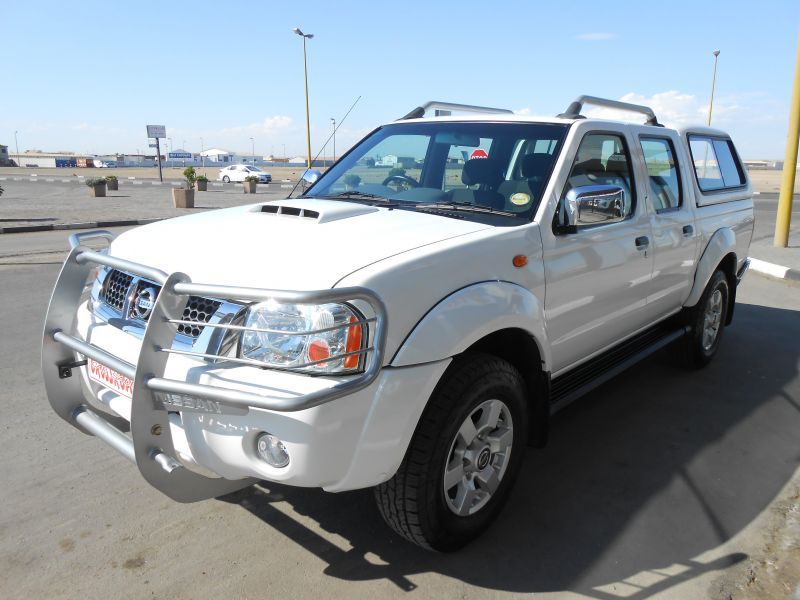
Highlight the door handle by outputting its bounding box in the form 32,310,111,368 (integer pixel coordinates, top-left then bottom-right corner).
682,225,694,237
635,236,650,249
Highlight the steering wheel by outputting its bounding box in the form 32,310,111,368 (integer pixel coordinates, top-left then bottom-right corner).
382,174,420,191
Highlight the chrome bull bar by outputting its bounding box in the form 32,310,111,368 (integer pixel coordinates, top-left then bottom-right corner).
41,230,388,502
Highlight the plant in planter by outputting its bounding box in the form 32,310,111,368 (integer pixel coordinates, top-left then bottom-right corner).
85,177,107,198
343,173,361,190
243,175,258,194
172,167,197,208
104,175,119,191
196,174,208,191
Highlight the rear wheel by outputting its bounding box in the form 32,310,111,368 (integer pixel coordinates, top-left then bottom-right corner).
222,175,230,183
374,353,528,551
685,270,729,368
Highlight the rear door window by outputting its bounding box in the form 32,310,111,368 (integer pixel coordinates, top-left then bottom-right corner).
640,137,681,211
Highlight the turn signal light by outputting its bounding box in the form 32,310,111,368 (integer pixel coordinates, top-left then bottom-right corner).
512,255,528,268
344,316,363,369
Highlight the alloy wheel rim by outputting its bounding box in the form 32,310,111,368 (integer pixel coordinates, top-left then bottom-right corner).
443,398,513,516
702,288,723,351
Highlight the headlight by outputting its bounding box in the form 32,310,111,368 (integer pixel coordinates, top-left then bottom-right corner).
239,300,365,374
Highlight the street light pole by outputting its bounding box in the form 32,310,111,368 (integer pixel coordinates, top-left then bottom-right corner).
14,130,19,167
250,137,255,166
707,49,721,126
293,27,314,170
331,118,336,164
200,137,205,175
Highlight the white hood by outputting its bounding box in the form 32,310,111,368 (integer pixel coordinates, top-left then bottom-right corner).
109,198,491,289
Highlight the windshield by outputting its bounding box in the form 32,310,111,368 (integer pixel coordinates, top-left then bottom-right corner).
247,166,262,172
304,121,568,222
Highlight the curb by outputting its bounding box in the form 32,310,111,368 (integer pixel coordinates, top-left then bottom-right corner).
749,257,800,283
0,218,164,235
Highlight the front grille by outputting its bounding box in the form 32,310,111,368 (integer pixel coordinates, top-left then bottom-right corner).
102,270,133,310
99,268,222,339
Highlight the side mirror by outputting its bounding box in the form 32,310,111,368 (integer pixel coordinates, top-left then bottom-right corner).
556,185,625,233
302,169,321,185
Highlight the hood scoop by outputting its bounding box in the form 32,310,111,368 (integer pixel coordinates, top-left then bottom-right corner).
256,200,379,224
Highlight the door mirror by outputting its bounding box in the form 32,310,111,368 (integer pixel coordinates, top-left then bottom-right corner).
302,169,321,185
556,185,625,232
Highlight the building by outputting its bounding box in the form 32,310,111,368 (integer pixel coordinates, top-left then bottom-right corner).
200,148,233,163
8,151,91,168
0,145,10,166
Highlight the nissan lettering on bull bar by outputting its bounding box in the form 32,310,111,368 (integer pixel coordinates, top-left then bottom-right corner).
43,96,754,552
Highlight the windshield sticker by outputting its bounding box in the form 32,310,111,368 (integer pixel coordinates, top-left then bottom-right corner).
510,192,530,206
470,149,489,160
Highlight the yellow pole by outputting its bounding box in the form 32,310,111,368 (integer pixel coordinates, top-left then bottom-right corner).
774,32,800,248
302,37,312,171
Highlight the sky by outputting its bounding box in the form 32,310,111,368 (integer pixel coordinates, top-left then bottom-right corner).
1,1,798,160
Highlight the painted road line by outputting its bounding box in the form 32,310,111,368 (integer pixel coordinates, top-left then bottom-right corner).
151,181,162,185
280,184,293,188
133,181,143,185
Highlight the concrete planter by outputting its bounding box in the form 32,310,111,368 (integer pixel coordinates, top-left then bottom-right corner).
196,180,208,191
243,180,257,194
105,179,118,191
89,183,107,198
172,188,195,208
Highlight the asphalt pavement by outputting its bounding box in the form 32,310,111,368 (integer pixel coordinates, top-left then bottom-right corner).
0,253,798,599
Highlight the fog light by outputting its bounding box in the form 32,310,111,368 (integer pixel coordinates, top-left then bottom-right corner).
256,433,290,468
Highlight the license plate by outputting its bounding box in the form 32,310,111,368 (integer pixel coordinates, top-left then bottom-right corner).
87,359,134,398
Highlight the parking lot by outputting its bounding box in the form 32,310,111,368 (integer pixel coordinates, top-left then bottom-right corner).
0,181,798,599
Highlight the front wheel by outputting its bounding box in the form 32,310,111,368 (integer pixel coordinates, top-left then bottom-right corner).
685,269,729,368
222,175,230,183
374,353,528,551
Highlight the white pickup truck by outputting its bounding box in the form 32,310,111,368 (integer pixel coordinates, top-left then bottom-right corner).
43,96,754,551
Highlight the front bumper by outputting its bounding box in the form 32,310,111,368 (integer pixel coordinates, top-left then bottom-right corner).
42,230,442,502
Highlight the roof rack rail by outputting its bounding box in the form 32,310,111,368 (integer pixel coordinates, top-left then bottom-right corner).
400,101,513,120
557,95,661,126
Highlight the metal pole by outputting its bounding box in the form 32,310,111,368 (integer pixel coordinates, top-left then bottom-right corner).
250,137,255,165
156,138,163,182
774,33,800,248
302,36,312,170
331,118,336,163
14,130,19,167
201,137,205,175
708,49,720,126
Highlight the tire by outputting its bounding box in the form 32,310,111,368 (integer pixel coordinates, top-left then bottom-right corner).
222,176,230,183
685,269,729,368
374,353,528,551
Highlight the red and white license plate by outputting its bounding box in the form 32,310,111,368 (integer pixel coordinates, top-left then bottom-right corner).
87,359,134,398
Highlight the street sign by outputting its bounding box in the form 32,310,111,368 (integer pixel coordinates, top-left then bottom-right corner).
146,125,166,139
169,152,192,159
470,149,489,160
148,143,158,148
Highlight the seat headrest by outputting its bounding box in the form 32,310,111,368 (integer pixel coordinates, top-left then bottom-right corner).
572,158,605,175
520,153,552,179
462,158,504,188
604,153,629,175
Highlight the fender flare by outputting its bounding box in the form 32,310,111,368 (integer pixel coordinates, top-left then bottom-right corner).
391,281,551,371
684,227,737,308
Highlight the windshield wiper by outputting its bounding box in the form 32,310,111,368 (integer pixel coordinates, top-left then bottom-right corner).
414,202,517,217
319,191,399,206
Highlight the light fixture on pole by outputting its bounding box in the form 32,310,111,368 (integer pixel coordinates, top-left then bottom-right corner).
330,118,336,163
250,137,255,165
14,130,19,167
707,49,721,126
293,27,314,170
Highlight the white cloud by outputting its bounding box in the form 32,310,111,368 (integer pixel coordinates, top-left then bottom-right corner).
221,115,293,135
575,32,616,41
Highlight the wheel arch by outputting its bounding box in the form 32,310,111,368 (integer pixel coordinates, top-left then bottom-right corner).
685,227,738,323
462,328,550,447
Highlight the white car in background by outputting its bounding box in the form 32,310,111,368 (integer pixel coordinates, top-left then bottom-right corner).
218,165,272,184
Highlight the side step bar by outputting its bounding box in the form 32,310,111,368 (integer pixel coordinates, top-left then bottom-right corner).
550,324,690,412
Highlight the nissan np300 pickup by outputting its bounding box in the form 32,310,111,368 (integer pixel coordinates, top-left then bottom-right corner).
43,96,754,550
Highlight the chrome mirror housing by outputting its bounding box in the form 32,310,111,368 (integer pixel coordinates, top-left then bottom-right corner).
302,169,321,185
558,185,625,232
